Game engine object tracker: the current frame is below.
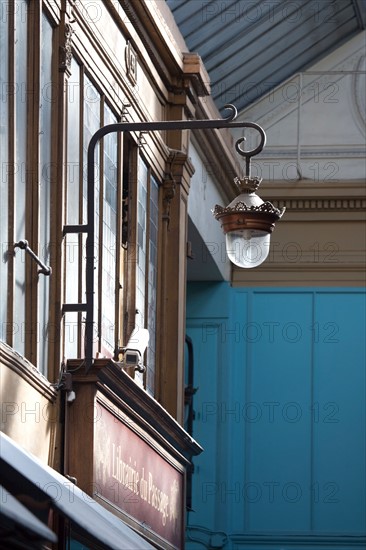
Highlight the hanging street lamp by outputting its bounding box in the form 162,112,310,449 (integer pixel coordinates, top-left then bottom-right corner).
213,129,285,268
62,104,285,370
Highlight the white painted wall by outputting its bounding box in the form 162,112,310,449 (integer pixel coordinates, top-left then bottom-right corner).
233,31,366,183
187,140,231,281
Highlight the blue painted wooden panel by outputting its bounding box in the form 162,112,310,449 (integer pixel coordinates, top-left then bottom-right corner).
186,283,366,549
246,291,314,532
312,292,366,533
187,322,222,531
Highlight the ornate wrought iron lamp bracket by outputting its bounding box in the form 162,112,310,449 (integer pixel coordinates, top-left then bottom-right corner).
63,104,269,371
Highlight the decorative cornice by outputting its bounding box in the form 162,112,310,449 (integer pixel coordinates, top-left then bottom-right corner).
67,358,203,460
256,148,366,158
162,149,195,222
182,53,210,98
272,198,366,211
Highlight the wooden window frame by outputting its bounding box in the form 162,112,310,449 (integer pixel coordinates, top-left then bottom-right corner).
63,62,124,362
122,147,160,395
1,0,59,379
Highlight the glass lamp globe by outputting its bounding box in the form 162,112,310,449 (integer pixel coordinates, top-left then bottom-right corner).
225,229,270,268
213,176,285,269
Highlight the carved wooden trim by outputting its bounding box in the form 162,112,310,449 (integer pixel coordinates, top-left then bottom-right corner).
59,22,74,75
162,149,195,223
66,358,203,460
182,52,210,98
0,342,58,401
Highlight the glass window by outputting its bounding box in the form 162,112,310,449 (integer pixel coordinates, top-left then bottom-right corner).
66,58,81,227
0,2,55,378
101,105,118,354
38,13,53,374
136,158,148,329
64,68,121,361
146,175,159,394
0,1,9,340
136,157,158,394
64,59,81,359
83,75,101,351
13,0,28,355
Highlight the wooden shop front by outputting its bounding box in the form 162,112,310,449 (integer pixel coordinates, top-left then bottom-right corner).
65,359,202,549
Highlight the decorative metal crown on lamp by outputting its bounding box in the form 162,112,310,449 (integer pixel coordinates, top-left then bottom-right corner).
213,132,285,268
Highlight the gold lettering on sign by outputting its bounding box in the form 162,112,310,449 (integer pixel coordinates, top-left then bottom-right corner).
111,444,139,495
110,443,178,527
148,472,169,526
94,405,182,546
170,479,179,522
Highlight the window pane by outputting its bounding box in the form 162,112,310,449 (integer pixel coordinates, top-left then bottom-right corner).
136,157,148,328
134,157,148,386
67,58,80,225
83,76,100,350
65,231,79,306
83,76,100,224
13,0,28,355
146,176,159,395
0,7,9,340
38,13,53,375
64,312,78,359
101,104,118,354
63,59,81,358
136,158,159,393
64,59,81,357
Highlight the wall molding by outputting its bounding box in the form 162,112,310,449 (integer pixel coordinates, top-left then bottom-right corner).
272,198,366,211
231,532,366,548
0,341,57,401
186,526,366,549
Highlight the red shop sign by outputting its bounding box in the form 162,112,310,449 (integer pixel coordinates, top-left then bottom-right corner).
93,403,184,548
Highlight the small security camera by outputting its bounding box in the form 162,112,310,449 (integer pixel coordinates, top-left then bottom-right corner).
124,349,143,371
116,327,149,373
